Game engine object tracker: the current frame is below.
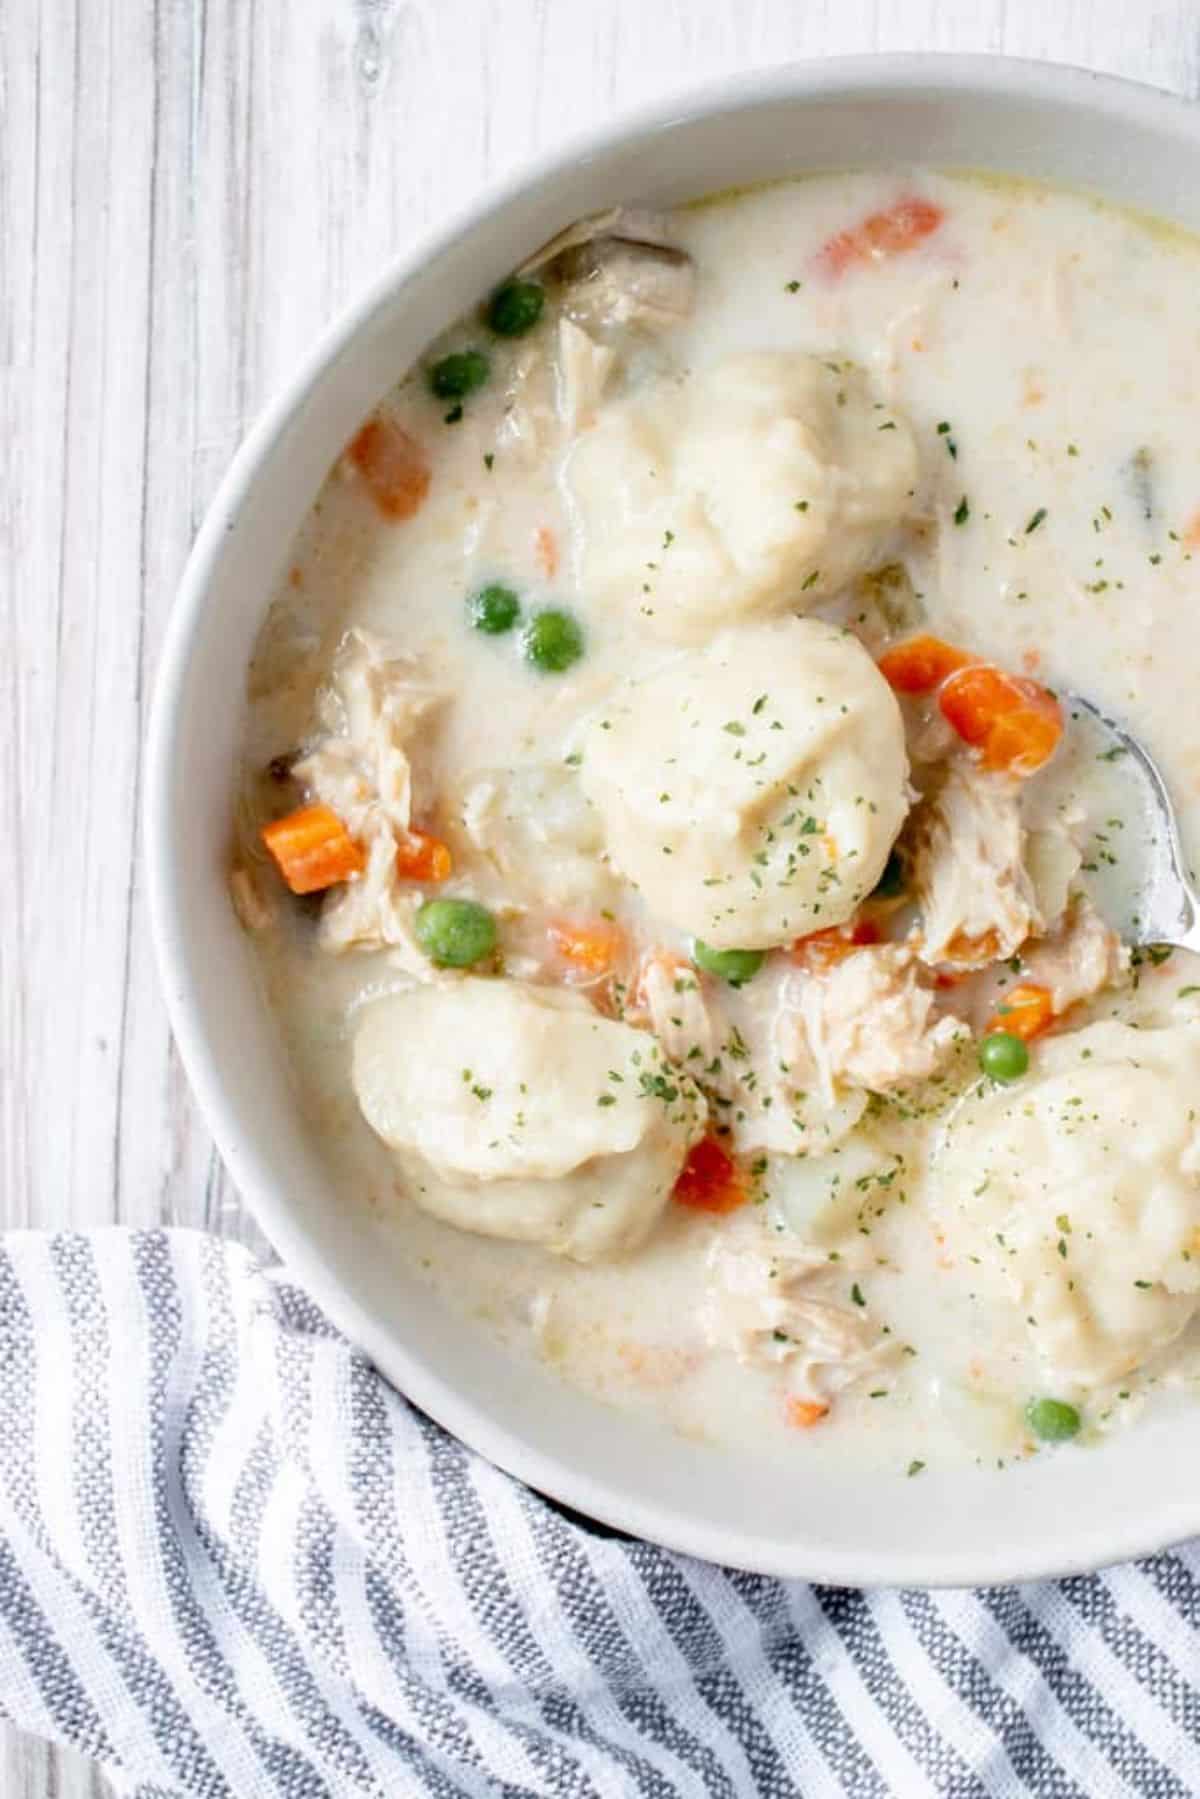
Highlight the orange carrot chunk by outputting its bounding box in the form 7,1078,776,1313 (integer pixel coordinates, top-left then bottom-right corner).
261,804,365,895
877,634,975,694
394,827,453,883
548,918,626,977
790,917,881,972
673,1136,746,1214
818,195,945,278
987,982,1055,1041
785,1397,830,1429
938,664,1063,776
346,417,431,521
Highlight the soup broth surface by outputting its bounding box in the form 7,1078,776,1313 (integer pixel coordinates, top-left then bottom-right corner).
237,171,1200,1477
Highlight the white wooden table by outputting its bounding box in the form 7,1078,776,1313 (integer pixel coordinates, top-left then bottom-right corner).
2,0,1197,1790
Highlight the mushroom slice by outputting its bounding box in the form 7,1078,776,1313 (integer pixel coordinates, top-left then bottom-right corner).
519,207,695,331
519,207,685,272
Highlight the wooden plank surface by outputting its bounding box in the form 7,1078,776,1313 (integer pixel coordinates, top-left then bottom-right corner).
2,0,1198,1790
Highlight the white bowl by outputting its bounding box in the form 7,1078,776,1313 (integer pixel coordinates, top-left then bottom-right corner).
147,55,1200,1586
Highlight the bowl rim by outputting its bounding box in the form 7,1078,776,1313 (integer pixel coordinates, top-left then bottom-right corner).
147,51,1200,1586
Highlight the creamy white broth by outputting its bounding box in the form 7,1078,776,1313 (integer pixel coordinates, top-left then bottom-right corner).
236,170,1200,1478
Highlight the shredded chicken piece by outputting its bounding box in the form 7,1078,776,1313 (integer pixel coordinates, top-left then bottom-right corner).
316,835,429,967
637,953,730,1090
1019,895,1129,1014
1024,813,1084,930
229,863,273,933
299,628,442,836
910,762,1044,968
557,319,616,433
292,737,377,834
783,946,965,1105
736,1084,870,1160
290,630,445,956
700,1232,895,1400
563,243,694,332
636,953,865,1154
496,345,556,465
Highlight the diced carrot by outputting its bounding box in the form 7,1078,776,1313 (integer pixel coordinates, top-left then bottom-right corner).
785,1397,830,1429
817,195,944,278
877,634,975,695
986,982,1055,1041
394,827,452,883
346,417,431,521
260,804,365,895
548,918,626,978
861,196,944,255
673,1136,746,1214
880,633,1062,775
534,525,559,579
938,664,1063,776
1183,509,1200,549
790,917,881,972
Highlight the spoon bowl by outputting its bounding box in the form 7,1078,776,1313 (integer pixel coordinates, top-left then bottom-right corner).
1065,693,1200,953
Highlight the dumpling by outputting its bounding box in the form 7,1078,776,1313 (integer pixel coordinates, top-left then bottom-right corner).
579,616,909,948
352,979,706,1262
931,1021,1200,1387
564,352,918,641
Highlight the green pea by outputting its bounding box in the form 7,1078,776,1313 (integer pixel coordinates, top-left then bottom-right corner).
871,849,906,899
487,280,545,337
978,1030,1029,1084
522,608,584,673
415,898,497,968
692,940,765,987
1025,1397,1081,1443
428,349,490,400
469,583,521,635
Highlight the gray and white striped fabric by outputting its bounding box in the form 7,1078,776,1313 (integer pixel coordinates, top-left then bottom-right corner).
1,1230,1198,1798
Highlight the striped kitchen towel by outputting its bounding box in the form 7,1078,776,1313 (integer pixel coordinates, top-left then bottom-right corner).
0,1231,1197,1798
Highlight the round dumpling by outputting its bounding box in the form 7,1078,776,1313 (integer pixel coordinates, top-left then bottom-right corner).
578,616,909,948
352,979,705,1262
931,1021,1200,1388
564,351,918,641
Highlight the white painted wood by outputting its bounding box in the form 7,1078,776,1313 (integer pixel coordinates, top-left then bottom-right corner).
1,0,1197,1789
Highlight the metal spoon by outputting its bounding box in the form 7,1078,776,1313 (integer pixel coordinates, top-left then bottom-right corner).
1065,692,1200,952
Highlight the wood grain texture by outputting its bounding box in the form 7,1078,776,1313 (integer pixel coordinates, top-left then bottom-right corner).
2,0,1198,1790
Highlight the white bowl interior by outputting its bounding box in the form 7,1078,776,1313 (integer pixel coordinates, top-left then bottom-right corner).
148,57,1200,1584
